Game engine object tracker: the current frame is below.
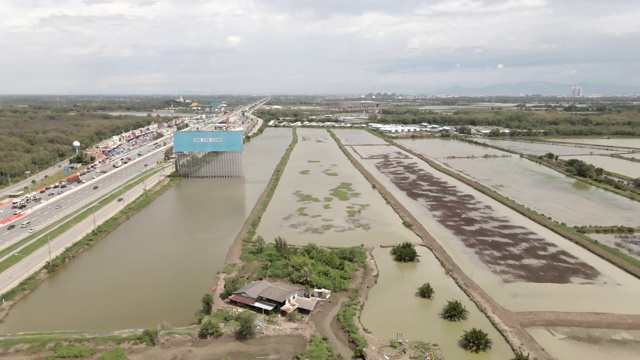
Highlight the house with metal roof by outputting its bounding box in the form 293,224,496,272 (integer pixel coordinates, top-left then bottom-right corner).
229,280,306,313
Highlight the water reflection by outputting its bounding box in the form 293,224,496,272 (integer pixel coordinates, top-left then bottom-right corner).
0,128,292,333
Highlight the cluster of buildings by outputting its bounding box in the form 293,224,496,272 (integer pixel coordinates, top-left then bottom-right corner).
229,280,331,315
83,120,183,162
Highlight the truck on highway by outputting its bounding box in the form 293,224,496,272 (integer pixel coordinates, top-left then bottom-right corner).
64,173,80,184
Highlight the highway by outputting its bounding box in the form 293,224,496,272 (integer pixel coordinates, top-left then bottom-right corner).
0,99,268,297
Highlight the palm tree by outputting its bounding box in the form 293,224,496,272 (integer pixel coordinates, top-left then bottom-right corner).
461,328,492,353
511,350,530,360
442,299,469,321
417,283,435,299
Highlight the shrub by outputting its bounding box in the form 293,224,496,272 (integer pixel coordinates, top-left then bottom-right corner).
99,348,128,360
51,345,95,358
442,299,469,321
198,318,223,338
390,242,419,262
461,328,492,353
140,328,158,346
417,283,435,299
235,311,257,340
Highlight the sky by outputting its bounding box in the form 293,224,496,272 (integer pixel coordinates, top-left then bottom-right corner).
1,0,640,95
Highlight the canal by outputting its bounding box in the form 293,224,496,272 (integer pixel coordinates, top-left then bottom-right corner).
0,128,292,333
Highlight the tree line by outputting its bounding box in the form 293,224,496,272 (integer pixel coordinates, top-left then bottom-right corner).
0,108,153,186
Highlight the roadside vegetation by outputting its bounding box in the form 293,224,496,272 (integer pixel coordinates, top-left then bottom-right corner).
294,335,341,360
337,292,368,359
0,170,176,306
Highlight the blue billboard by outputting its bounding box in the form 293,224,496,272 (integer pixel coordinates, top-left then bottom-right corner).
174,131,243,152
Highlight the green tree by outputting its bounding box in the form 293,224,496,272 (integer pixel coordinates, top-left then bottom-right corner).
457,126,472,135
235,311,257,340
201,293,213,315
390,242,419,262
417,283,435,299
254,235,266,254
140,328,158,346
198,318,223,338
442,299,469,321
164,146,173,161
488,128,501,137
221,276,244,299
461,328,492,353
274,236,290,256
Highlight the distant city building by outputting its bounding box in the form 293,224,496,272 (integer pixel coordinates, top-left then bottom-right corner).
571,87,582,97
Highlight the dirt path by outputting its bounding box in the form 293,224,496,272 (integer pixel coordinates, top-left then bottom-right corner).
311,293,352,359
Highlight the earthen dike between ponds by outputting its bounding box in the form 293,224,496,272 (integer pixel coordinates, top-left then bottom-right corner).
332,137,640,359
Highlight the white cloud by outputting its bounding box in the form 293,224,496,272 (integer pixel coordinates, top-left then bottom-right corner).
0,0,638,94
226,35,242,47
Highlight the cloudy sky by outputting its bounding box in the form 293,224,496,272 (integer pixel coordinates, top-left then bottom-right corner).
1,0,639,94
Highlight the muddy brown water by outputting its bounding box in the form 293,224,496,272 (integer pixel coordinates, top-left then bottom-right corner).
551,137,640,149
337,130,640,314
472,138,621,156
257,128,419,247
374,158,601,284
430,156,640,227
557,154,640,179
0,128,292,333
361,247,513,360
526,326,640,360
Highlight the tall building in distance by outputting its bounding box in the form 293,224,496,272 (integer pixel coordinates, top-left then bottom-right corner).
571,86,582,97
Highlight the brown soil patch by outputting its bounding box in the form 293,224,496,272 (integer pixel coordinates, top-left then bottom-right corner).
375,159,602,284
126,334,307,360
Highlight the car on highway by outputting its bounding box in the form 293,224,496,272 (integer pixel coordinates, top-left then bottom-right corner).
57,190,64,194
45,186,51,190
7,224,15,230
48,192,55,196
93,186,99,190
55,205,61,209
40,189,46,194
117,197,123,202
60,184,67,188
28,228,36,233
144,163,148,167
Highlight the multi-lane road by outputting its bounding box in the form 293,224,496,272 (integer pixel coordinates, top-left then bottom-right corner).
0,99,267,297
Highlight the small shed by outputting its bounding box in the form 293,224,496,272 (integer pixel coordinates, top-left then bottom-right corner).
312,288,331,300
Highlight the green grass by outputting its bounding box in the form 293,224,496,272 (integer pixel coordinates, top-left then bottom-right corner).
329,182,358,201
323,204,331,209
346,210,358,217
323,169,338,177
99,348,128,360
323,197,333,202
299,170,310,175
50,345,95,359
307,160,320,163
221,263,236,275
294,191,321,202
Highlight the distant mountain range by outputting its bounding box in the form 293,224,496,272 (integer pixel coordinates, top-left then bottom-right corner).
433,81,640,96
